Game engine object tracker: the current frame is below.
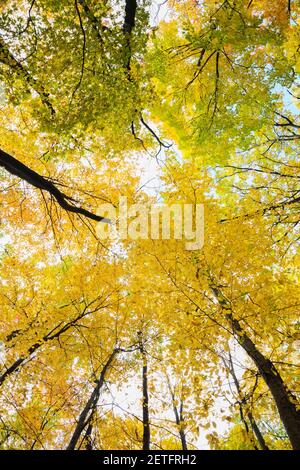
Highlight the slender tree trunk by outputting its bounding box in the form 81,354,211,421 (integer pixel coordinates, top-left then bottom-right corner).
222,355,258,449
211,286,300,450
67,349,118,450
166,375,188,450
178,400,188,450
142,355,150,450
233,318,300,450
84,420,94,450
224,351,268,450
248,411,269,451
138,333,150,450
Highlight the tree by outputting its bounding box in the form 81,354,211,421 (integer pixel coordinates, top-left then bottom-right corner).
0,0,299,451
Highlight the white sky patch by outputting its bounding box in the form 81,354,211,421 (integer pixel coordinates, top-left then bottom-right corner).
136,149,165,198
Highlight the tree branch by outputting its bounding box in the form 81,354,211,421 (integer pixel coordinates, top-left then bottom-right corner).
0,148,110,223
0,37,55,114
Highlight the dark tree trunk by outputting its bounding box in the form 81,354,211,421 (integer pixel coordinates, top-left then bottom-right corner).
224,351,268,450
123,0,137,33
166,375,188,450
67,349,118,450
212,286,300,450
84,421,94,450
178,400,188,451
233,319,300,450
122,0,137,70
138,333,150,450
248,411,269,451
142,357,150,450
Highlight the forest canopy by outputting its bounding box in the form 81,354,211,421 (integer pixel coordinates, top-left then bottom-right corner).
0,0,299,451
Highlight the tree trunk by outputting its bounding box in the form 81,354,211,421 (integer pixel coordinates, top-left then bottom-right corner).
212,286,300,450
122,0,137,70
234,319,300,450
166,375,188,450
67,349,118,450
123,0,137,33
224,350,268,450
178,400,188,450
248,411,269,451
138,333,150,450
